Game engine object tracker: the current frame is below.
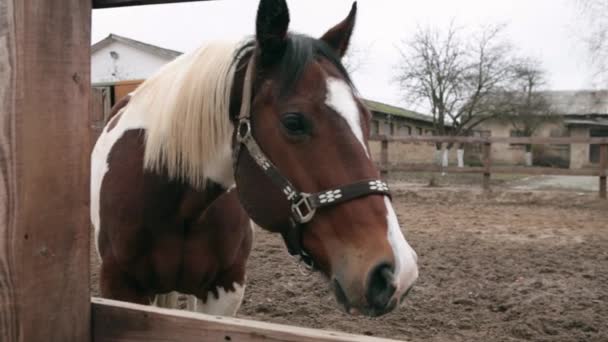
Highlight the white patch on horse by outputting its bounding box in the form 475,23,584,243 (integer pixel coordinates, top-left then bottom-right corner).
90,98,145,258
193,283,245,316
150,291,181,308
204,141,234,188
325,78,369,156
151,284,245,317
383,197,418,303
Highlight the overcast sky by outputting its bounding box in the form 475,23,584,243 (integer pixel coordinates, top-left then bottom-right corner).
92,0,596,112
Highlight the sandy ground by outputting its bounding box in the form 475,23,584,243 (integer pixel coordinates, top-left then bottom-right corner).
91,187,608,342
508,175,601,192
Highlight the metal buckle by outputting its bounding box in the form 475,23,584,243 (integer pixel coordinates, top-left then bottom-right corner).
291,193,315,223
236,119,251,143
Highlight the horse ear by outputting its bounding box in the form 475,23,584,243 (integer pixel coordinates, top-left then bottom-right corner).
256,0,290,66
320,2,357,58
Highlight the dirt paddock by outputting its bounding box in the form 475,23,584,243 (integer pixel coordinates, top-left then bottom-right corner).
91,187,608,342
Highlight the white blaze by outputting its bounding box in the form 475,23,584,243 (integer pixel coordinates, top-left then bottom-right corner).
324,77,418,302
384,197,418,301
325,77,369,156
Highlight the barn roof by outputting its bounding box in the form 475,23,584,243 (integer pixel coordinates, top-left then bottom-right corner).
92,34,183,60
363,99,435,124
542,90,608,116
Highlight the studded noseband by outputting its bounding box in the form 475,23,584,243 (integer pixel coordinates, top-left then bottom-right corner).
233,57,392,268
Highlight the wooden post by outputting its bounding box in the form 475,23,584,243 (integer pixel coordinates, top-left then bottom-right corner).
0,1,91,341
380,138,389,179
482,142,492,191
599,144,607,200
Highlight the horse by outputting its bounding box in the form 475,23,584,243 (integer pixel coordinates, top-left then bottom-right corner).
91,0,418,318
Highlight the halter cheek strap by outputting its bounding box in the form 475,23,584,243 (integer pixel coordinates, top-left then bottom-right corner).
233,56,392,267
236,119,391,223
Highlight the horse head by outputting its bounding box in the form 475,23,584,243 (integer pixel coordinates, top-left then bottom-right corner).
233,0,418,317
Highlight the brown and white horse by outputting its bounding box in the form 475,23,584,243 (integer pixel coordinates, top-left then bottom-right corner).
91,0,418,318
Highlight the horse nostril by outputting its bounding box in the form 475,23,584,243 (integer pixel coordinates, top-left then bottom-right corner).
366,263,396,310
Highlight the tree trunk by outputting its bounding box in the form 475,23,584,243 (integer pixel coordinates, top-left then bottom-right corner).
442,148,449,167
525,151,533,166
457,149,464,168
525,144,532,166
434,144,442,166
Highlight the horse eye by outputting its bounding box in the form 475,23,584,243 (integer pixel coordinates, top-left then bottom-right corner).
280,113,310,136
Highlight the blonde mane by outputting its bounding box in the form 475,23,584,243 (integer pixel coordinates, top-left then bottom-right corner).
125,40,247,188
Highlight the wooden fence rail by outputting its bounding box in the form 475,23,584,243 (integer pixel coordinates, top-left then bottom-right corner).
370,135,608,199
92,298,401,342
371,135,608,145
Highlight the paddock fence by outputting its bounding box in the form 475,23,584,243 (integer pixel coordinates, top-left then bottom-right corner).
370,135,608,199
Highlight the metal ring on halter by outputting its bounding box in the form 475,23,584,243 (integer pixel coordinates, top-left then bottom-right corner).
291,193,315,223
297,251,315,276
236,119,251,143
297,259,315,276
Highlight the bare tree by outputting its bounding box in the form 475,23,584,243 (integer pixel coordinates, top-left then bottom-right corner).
342,42,372,75
575,0,608,83
395,22,514,166
497,58,557,165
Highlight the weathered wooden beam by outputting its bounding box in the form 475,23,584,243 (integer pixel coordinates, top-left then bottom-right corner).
599,144,607,199
0,0,91,341
93,0,213,8
91,88,107,145
384,164,486,174
482,143,492,191
380,139,389,178
370,135,608,145
92,298,403,342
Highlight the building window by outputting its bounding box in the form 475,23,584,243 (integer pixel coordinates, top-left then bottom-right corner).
550,128,568,137
590,128,608,163
403,125,412,136
371,120,380,135
470,130,491,153
390,123,396,136
416,127,423,135
509,130,526,147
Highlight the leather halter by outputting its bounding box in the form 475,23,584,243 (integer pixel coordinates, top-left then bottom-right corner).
233,56,392,267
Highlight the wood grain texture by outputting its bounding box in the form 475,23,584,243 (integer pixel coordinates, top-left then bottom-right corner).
0,0,91,341
92,298,404,342
93,0,213,8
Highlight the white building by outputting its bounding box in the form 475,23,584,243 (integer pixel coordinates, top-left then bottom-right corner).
91,34,181,84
